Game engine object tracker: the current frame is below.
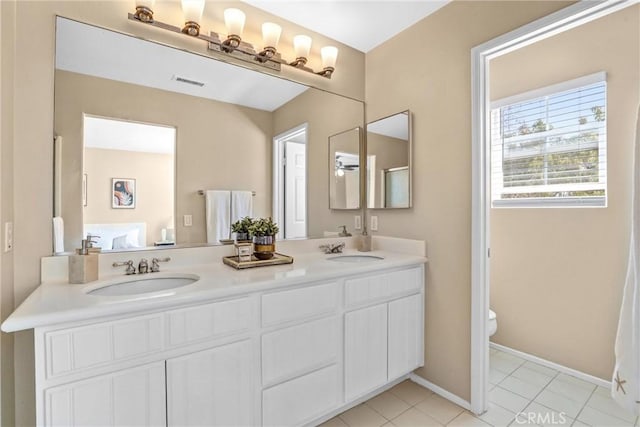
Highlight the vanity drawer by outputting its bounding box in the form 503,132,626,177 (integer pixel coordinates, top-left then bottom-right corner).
263,364,340,427
45,314,164,379
345,267,422,307
166,297,251,347
262,316,340,387
261,282,338,326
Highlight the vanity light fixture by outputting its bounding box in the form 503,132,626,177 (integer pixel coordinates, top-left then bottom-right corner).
291,35,312,68
258,22,282,62
134,0,155,22
181,0,205,36
127,2,338,78
319,46,338,78
222,8,245,52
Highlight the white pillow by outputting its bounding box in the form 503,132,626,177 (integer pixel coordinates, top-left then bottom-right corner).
112,229,141,249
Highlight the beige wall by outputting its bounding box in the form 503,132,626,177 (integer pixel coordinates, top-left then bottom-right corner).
55,70,273,249
6,2,364,424
273,89,364,237
84,148,174,247
365,1,573,400
0,1,16,425
489,6,639,380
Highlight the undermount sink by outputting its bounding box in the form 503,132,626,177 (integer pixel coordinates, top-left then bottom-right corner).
327,255,384,263
87,274,199,296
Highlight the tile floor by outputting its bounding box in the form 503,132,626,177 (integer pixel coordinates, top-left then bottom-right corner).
322,349,639,426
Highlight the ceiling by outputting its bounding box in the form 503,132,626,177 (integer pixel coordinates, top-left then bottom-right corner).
55,18,308,112
242,0,450,53
83,116,176,154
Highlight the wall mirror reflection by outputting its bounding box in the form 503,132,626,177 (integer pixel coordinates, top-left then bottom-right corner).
53,17,364,254
366,110,412,209
329,128,361,210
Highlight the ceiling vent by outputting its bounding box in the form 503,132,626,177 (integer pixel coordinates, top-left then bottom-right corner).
172,75,205,87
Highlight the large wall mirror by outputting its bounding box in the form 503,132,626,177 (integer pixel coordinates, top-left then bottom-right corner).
366,110,412,209
53,17,364,254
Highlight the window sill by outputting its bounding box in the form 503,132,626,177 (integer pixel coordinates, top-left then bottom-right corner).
492,196,606,209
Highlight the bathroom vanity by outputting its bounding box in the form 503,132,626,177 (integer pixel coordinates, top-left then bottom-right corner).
3,243,426,426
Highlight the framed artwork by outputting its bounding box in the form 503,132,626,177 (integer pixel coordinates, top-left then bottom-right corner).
82,174,88,207
112,178,136,209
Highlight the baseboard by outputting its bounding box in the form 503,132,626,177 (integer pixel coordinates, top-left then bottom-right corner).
490,342,611,389
409,373,471,411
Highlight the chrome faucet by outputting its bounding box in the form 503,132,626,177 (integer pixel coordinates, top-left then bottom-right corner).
151,257,171,273
319,242,346,254
138,258,149,274
338,225,352,237
113,260,136,275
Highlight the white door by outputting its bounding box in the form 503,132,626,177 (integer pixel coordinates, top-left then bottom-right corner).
344,304,388,401
44,362,166,426
166,339,254,426
285,141,306,239
388,293,423,380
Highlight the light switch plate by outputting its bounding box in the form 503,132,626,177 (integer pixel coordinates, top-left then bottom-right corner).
370,216,378,232
4,222,13,252
183,214,193,227
354,215,362,230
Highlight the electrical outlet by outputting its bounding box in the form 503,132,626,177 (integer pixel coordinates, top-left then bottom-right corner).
183,214,193,227
354,215,362,230
4,222,13,252
370,216,378,232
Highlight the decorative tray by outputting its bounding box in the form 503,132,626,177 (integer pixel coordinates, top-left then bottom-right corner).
222,253,294,270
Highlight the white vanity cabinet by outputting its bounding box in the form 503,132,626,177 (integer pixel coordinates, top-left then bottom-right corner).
32,263,425,426
44,361,166,426
166,339,255,426
344,267,424,401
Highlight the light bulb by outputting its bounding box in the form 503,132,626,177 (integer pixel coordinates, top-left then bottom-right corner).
224,8,246,37
262,22,281,50
134,0,155,22
321,46,338,69
181,0,205,36
293,35,312,63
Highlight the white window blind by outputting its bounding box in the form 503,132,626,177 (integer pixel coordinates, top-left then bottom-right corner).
491,72,607,208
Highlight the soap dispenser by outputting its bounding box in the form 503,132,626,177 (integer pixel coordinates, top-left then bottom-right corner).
69,237,99,284
358,226,372,252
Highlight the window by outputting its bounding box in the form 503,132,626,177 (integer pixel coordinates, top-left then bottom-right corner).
491,72,607,207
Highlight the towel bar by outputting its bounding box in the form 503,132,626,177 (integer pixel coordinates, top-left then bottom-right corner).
197,190,256,196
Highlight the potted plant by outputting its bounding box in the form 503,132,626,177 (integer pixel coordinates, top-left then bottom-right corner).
248,217,279,260
231,216,254,243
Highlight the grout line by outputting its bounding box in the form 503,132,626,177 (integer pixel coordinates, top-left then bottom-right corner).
572,385,597,426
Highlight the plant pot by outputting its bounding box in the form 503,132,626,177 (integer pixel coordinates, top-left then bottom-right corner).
253,235,275,260
235,232,251,243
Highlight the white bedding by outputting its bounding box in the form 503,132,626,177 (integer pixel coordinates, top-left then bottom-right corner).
84,223,146,250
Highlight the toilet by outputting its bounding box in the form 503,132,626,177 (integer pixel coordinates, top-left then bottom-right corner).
488,309,498,337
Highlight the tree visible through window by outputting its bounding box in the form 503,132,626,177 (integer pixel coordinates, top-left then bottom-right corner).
491,75,607,207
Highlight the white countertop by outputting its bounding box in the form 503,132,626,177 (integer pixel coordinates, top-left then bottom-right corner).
2,249,426,333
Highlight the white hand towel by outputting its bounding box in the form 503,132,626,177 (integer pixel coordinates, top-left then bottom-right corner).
53,217,64,254
231,191,253,224
205,191,231,244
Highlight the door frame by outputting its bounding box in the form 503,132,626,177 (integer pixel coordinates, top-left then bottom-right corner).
469,0,637,415
273,123,308,240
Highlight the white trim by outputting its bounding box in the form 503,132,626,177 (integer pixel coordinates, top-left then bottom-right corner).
491,71,606,109
409,374,471,411
492,196,606,209
272,123,308,241
470,0,637,416
490,342,611,389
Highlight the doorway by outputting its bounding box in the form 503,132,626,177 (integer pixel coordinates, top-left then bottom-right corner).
470,0,637,415
273,124,307,240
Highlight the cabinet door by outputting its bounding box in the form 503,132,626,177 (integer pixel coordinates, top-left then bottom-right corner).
167,339,254,426
344,304,387,401
44,362,165,427
388,293,423,380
